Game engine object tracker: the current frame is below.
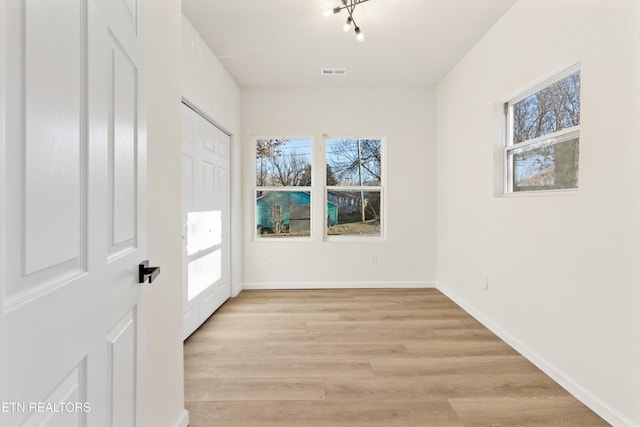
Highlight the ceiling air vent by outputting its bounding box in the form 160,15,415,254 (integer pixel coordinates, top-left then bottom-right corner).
321,68,347,76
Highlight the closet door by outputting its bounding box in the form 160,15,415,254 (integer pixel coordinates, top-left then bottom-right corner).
181,103,231,339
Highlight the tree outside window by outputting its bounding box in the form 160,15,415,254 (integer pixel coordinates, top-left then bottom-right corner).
326,139,383,237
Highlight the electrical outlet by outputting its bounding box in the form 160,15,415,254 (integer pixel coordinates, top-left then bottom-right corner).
263,255,269,265
484,276,489,291
369,254,378,264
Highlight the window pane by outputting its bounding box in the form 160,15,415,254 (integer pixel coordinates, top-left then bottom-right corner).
256,191,311,237
512,71,580,144
326,139,381,186
256,139,312,186
511,138,579,191
327,190,381,236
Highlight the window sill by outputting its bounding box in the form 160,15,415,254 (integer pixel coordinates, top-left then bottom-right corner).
324,235,385,242
253,236,314,243
502,188,579,197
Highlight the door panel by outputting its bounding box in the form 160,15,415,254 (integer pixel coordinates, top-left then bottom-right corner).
109,38,138,255
21,361,87,427
107,311,137,427
24,0,83,277
0,0,147,425
181,103,231,340
5,0,85,307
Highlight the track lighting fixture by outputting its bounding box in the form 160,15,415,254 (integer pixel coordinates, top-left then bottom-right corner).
324,0,371,42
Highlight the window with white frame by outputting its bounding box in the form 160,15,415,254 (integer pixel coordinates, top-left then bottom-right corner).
255,138,312,238
505,65,581,193
325,138,383,237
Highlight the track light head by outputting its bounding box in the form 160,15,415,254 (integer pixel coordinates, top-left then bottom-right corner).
343,17,352,32
355,26,364,42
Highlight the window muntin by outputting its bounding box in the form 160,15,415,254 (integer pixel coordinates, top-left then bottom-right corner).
255,138,312,239
326,139,383,238
505,66,580,193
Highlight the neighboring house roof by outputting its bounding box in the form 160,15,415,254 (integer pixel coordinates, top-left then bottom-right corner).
256,191,337,208
328,191,361,200
256,191,310,203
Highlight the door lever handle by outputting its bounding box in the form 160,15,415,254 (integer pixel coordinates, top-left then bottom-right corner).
138,260,161,284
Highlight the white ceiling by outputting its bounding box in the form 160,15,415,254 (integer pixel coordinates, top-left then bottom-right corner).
182,0,517,88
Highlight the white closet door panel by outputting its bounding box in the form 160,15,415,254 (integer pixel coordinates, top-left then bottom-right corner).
215,164,228,225
203,130,215,154
200,281,224,317
202,161,216,211
216,131,228,160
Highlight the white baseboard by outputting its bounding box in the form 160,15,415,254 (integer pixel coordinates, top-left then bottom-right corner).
436,282,636,427
242,281,435,290
175,409,189,427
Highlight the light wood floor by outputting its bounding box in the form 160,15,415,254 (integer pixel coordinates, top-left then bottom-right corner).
184,289,609,426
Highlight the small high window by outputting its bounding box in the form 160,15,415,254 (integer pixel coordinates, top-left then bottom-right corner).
505,65,581,193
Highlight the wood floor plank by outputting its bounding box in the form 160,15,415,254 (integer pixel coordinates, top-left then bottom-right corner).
404,340,519,357
186,400,464,427
184,289,610,426
265,329,437,345
306,319,475,333
325,373,567,401
185,329,268,346
217,301,402,314
211,343,409,360
185,377,326,401
193,317,307,331
338,307,477,321
449,397,610,426
184,359,374,379
210,312,341,322
370,355,540,376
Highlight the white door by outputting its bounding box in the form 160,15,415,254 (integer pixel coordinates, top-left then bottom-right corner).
0,0,147,426
181,103,231,340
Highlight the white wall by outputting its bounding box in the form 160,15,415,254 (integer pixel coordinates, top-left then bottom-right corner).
144,0,187,426
181,16,243,296
436,1,640,425
139,12,243,427
243,87,436,288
